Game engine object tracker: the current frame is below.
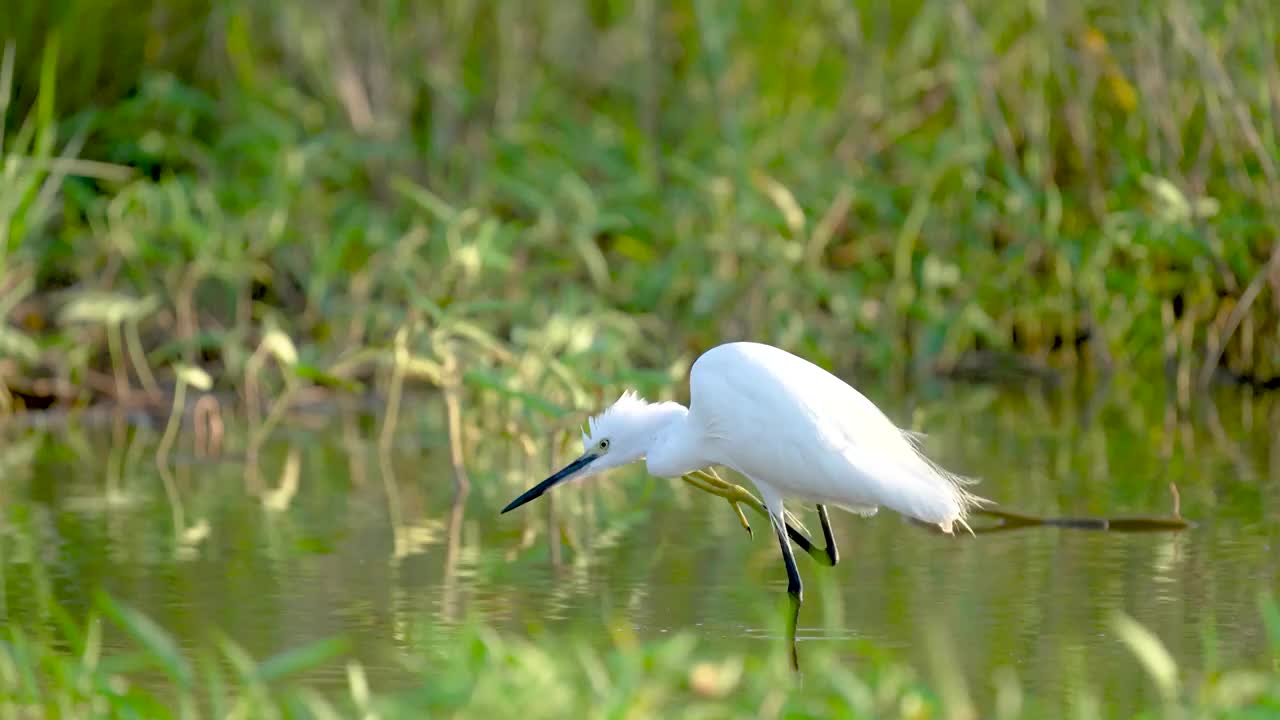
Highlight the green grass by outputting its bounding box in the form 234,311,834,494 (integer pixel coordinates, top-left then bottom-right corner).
2,3,1280,716
2,590,1278,719
2,0,1279,422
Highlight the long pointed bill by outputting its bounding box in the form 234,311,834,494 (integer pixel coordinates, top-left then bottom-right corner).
500,452,600,514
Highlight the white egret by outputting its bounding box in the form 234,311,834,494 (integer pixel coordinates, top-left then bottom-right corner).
501,341,985,613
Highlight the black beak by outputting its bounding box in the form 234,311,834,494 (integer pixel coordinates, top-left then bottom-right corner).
500,452,599,514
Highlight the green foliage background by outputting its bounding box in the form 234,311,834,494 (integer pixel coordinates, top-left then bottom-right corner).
2,2,1280,716
3,0,1278,415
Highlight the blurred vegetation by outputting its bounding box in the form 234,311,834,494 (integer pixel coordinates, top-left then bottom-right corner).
3,0,1279,423
1,591,1277,718
4,3,1280,716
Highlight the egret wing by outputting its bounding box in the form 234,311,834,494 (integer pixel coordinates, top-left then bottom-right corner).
689,342,977,529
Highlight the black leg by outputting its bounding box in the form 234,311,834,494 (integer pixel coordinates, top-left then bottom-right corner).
786,590,801,673
817,504,839,567
770,512,803,672
785,523,816,554
782,508,839,568
771,512,803,602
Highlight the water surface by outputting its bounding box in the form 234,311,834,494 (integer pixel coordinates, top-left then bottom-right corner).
2,378,1277,713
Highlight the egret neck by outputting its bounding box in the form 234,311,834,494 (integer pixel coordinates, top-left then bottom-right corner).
500,393,703,515
643,403,708,479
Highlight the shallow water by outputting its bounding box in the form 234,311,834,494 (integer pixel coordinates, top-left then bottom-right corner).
2,377,1277,713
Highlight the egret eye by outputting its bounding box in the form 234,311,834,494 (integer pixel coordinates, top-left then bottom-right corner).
598,439,610,451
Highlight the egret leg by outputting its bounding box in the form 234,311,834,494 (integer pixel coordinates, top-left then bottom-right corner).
769,511,803,603
686,468,810,538
769,510,803,672
680,470,838,567
779,507,838,568
680,472,753,536
816,504,839,567
787,590,801,672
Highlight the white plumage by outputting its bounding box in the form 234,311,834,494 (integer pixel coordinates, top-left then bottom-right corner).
681,342,982,531
502,341,985,607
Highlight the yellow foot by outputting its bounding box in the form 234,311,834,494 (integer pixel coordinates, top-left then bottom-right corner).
680,468,807,536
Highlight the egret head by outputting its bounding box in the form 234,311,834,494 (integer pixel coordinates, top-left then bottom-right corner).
500,390,686,514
